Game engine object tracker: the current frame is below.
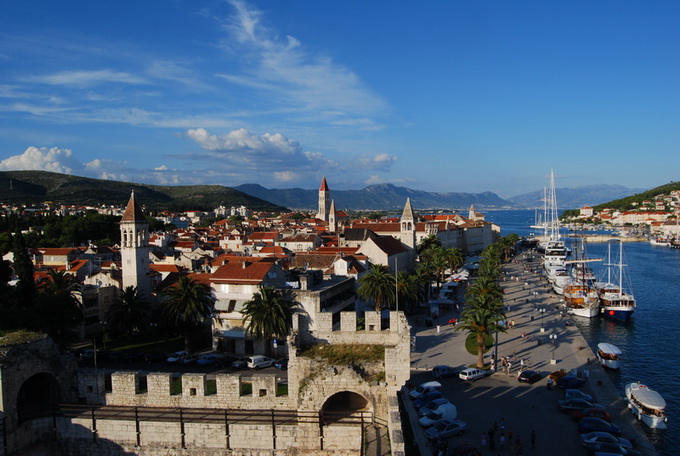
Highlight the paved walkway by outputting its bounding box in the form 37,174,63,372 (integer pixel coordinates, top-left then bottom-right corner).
406,248,658,456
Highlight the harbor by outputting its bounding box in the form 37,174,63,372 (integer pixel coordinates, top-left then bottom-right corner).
407,246,660,455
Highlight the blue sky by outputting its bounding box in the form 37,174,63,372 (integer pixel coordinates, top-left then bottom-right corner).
1,1,679,198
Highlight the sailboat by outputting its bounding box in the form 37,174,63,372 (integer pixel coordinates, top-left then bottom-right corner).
563,237,601,318
596,241,636,322
542,169,569,294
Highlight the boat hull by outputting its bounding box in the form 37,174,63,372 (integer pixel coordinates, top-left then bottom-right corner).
601,307,634,322
625,383,668,429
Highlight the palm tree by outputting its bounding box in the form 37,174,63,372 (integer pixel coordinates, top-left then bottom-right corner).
456,294,506,368
466,276,503,303
396,271,420,312
417,234,442,255
108,286,151,336
160,276,214,350
357,264,395,312
34,269,83,345
241,286,296,350
444,247,465,275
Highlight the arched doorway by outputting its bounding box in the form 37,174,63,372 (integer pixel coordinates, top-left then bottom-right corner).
322,391,370,422
16,373,60,424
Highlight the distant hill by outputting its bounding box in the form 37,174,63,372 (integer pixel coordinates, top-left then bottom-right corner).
0,171,288,212
593,181,680,211
508,185,647,210
235,183,514,211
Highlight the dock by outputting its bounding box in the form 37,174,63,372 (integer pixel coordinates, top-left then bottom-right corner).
406,248,658,456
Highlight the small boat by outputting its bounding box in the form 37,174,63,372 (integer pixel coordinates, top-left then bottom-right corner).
596,343,622,369
625,382,667,429
596,241,636,322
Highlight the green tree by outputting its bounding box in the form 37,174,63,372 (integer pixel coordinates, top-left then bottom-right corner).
34,270,84,345
417,234,442,255
108,286,151,336
455,294,506,368
160,276,214,350
396,271,420,312
241,286,296,352
11,233,35,304
357,264,395,312
444,247,465,274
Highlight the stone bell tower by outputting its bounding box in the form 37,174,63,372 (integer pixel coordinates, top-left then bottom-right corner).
120,191,151,299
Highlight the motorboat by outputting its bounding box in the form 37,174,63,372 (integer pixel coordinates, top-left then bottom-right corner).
625,382,667,429
563,282,600,318
596,343,622,369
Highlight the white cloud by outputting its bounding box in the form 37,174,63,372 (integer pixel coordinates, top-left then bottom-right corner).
154,165,169,171
273,171,299,182
364,175,385,185
0,146,83,174
26,70,146,88
359,153,398,170
219,0,387,123
186,127,302,161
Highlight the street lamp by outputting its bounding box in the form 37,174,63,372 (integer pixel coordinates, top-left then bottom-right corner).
100,320,107,349
550,333,557,364
539,308,546,332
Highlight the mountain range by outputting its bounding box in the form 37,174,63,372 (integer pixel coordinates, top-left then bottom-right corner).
0,171,287,212
235,183,646,211
0,170,646,212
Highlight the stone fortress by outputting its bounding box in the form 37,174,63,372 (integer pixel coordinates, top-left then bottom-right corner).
0,310,410,456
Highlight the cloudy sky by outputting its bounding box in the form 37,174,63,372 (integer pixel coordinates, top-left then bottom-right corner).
1,1,679,198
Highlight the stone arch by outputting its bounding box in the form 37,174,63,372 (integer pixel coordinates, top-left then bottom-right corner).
16,372,60,424
322,390,370,415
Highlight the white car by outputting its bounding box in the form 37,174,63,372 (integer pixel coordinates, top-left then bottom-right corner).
166,351,189,363
581,432,633,450
458,368,489,382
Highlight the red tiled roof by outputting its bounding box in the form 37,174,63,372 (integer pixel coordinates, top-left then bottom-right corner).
211,262,275,284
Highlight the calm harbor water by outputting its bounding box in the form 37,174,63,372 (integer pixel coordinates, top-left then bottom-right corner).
486,210,678,456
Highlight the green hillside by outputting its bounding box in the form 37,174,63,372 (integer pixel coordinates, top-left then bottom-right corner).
0,171,288,212
594,180,680,211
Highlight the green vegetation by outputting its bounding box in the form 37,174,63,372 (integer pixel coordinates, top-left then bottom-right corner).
240,382,252,396
593,180,680,212
276,382,288,397
0,170,288,212
0,329,45,346
299,343,385,364
206,379,217,396
465,333,493,355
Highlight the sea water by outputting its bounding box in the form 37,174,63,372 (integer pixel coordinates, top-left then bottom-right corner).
486,210,678,455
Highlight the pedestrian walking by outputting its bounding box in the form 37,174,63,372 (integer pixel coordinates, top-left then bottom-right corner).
499,417,505,431
436,324,440,334
481,432,487,448
530,430,536,450
499,432,506,449
508,428,513,443
547,377,553,390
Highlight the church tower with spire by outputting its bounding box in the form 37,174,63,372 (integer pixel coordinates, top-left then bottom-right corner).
400,197,416,249
328,199,337,233
120,191,151,299
316,176,331,222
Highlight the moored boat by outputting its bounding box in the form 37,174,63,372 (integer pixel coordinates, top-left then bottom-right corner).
596,342,622,369
596,241,636,322
563,282,600,318
625,382,667,429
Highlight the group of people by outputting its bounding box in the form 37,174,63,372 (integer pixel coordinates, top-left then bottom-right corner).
478,418,536,454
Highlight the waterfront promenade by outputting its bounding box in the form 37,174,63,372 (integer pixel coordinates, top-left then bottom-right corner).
406,249,658,456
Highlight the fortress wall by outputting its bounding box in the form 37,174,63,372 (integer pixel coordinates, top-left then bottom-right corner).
79,372,292,409
53,416,359,455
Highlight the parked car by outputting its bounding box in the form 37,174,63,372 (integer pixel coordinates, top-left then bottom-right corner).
580,432,633,450
196,354,224,366
589,443,641,456
180,354,200,365
409,381,442,400
431,365,459,379
458,368,490,382
564,389,594,402
418,398,450,417
273,358,288,370
558,398,602,412
424,419,467,440
557,375,586,389
247,355,275,370
517,370,542,384
571,407,612,422
231,358,248,369
578,417,621,436
418,403,457,427
167,351,189,364
413,390,444,409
